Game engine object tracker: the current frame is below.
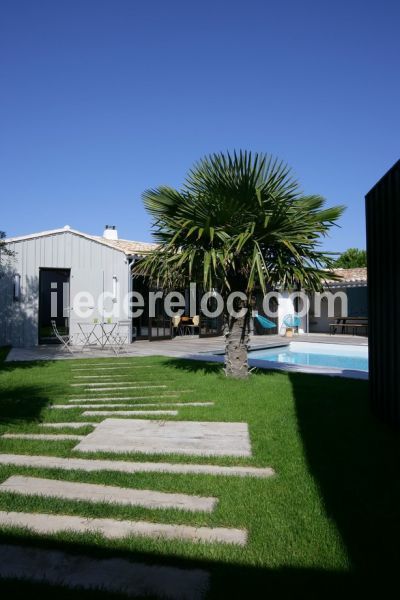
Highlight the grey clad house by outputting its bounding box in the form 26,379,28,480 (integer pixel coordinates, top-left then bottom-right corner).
0,225,157,347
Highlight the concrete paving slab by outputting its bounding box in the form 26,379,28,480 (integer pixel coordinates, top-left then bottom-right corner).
82,410,179,416
2,433,84,441
67,401,214,407
71,382,168,387
68,394,180,401
0,543,210,598
73,375,133,378
74,418,252,457
74,362,151,365
0,453,275,478
0,512,246,546
85,386,168,391
72,366,151,370
52,404,141,408
0,476,217,512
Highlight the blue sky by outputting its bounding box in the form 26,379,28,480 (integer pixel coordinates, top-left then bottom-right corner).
1,0,399,252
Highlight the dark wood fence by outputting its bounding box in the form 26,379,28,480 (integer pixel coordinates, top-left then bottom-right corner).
365,160,400,427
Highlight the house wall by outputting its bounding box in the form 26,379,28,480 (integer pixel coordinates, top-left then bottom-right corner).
276,291,307,334
309,286,367,333
0,231,130,347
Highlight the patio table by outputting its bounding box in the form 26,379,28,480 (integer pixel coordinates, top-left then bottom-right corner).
77,323,103,349
77,322,119,350
329,317,368,335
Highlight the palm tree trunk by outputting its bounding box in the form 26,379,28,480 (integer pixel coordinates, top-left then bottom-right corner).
224,310,250,379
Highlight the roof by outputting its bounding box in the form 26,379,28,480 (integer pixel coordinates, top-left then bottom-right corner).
5,226,158,256
324,267,367,287
90,236,158,254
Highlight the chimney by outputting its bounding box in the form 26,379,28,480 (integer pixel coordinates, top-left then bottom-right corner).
103,225,118,240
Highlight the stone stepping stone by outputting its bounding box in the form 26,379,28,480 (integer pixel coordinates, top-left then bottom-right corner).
52,404,143,409
0,543,210,598
84,386,168,391
73,375,135,378
71,382,168,387
72,366,151,370
0,453,275,478
74,362,138,365
75,418,252,457
69,394,180,401
2,433,84,441
0,476,217,512
0,511,246,546
82,410,179,416
52,404,211,409
40,423,97,429
68,401,214,407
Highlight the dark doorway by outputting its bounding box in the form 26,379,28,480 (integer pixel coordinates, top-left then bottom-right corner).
199,293,224,338
132,276,172,341
132,276,150,340
38,268,70,344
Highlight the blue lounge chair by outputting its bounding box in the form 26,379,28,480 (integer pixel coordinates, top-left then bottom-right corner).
282,314,301,333
255,314,277,330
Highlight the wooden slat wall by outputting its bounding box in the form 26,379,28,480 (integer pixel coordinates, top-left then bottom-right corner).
365,160,400,427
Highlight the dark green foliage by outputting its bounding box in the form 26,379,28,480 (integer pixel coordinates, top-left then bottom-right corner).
335,248,367,268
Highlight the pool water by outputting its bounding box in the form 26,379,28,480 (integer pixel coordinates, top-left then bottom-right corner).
250,342,368,372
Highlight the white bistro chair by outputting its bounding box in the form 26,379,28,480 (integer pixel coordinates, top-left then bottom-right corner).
51,320,75,354
112,320,131,355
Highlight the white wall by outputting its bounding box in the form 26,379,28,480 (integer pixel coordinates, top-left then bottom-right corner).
277,291,307,335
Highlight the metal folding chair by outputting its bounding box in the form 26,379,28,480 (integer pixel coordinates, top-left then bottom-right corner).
51,320,75,354
111,320,131,355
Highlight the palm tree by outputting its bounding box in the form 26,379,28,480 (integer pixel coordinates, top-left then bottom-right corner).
135,151,344,378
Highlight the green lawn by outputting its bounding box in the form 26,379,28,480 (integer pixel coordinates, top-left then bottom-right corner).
0,349,399,596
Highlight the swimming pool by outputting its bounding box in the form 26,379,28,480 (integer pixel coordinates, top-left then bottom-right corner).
249,342,368,372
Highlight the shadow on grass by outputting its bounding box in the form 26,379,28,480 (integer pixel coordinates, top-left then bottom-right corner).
0,349,52,424
161,358,224,375
0,384,50,424
290,372,400,579
0,533,361,599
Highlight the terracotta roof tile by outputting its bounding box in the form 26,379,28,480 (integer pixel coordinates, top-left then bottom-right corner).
324,267,367,286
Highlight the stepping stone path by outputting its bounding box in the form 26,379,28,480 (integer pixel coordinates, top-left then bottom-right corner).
0,475,217,512
0,543,210,599
0,453,275,478
74,418,252,456
0,363,275,597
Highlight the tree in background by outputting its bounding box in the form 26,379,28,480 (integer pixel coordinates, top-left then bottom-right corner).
135,151,344,378
335,248,367,269
0,231,13,276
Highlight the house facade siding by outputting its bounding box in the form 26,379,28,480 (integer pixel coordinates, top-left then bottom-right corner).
0,230,130,347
